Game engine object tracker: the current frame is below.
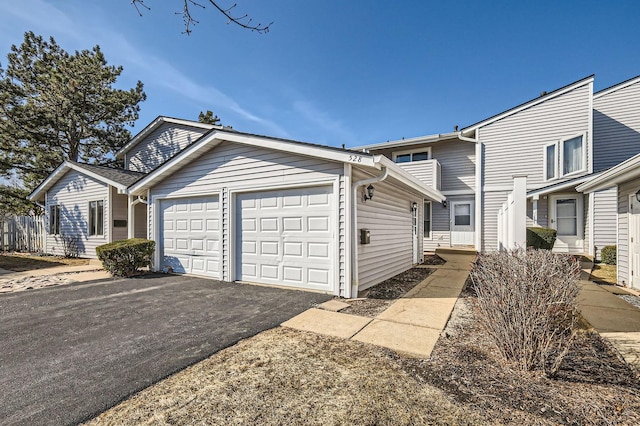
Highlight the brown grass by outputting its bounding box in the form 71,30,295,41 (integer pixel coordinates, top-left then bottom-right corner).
591,264,618,285
0,253,89,271
87,328,481,426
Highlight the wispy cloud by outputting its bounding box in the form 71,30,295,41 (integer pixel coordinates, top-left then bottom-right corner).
292,99,356,145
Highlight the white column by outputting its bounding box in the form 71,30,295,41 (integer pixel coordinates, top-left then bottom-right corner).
127,194,135,239
474,142,483,251
532,194,539,226
512,175,527,248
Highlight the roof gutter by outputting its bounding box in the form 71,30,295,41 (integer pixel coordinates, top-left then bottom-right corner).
349,166,389,298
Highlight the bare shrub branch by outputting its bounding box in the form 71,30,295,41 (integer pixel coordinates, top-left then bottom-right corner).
470,249,582,375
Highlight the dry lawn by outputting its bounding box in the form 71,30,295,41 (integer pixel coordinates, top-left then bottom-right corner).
0,253,89,271
87,327,481,426
590,264,618,285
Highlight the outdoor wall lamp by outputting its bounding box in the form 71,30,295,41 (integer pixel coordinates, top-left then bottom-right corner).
411,201,418,212
636,189,640,203
363,184,375,202
442,200,448,208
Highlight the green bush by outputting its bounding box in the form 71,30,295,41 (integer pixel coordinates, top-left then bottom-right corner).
601,245,617,265
526,227,557,250
96,238,155,277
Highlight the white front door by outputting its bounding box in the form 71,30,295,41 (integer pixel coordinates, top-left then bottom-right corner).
629,195,640,288
450,200,474,246
549,194,584,252
236,186,335,293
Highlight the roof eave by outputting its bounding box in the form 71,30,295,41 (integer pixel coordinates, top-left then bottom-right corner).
375,156,446,202
577,153,640,193
352,132,460,151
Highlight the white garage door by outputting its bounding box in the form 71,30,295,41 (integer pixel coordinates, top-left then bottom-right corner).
161,196,220,278
236,186,335,292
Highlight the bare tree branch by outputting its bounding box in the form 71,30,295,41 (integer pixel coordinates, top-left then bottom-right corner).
131,0,272,35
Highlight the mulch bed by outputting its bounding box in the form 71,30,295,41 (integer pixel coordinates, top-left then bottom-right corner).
397,285,640,425
341,267,434,317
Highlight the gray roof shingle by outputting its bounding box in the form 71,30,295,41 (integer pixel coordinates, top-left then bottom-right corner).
69,161,147,187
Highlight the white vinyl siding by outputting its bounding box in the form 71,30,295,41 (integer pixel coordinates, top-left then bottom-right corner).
593,187,617,261
478,83,591,188
126,123,209,173
45,170,109,258
593,79,640,172
397,161,440,191
353,168,423,291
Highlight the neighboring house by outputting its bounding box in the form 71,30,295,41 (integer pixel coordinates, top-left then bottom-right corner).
357,74,640,261
577,153,640,289
29,116,444,298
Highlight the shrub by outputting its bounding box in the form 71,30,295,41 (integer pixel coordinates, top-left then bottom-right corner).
60,233,80,258
470,249,581,375
601,245,617,265
96,238,155,277
526,227,557,250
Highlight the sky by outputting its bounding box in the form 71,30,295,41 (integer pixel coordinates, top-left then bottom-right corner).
0,0,639,148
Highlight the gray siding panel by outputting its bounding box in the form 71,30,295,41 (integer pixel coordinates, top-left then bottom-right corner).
126,123,208,173
593,187,617,260
594,80,640,172
45,170,109,258
478,83,592,188
353,168,423,291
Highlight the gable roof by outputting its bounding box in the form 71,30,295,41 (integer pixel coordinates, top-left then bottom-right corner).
28,161,147,202
593,74,640,100
128,129,445,202
576,152,640,193
461,75,594,135
115,116,222,159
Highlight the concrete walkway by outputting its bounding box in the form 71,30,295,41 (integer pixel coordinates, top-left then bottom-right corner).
282,251,475,358
0,260,111,294
577,279,640,372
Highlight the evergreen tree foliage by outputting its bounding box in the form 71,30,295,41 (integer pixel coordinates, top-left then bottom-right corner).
198,110,221,125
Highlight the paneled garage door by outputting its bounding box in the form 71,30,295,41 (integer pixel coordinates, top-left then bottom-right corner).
161,196,220,278
236,186,335,292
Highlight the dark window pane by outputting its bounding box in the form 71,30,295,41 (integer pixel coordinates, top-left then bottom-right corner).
395,154,411,163
412,152,429,161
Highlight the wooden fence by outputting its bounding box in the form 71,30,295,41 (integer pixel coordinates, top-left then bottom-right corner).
0,216,46,253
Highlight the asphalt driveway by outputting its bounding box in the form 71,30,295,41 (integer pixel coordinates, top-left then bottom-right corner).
0,274,331,426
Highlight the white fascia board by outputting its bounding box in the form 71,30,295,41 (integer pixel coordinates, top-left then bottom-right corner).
352,132,460,151
115,116,218,159
461,76,595,135
577,153,640,193
28,162,69,201
375,156,446,202
528,173,602,198
593,75,640,100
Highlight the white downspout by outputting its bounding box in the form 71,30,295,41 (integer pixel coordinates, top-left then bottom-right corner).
458,133,483,252
350,166,389,298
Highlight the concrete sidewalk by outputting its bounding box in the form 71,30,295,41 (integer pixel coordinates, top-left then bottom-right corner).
577,280,640,372
282,251,475,358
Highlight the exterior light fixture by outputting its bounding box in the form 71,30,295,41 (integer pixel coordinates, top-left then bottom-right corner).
363,184,375,202
442,200,448,208
411,201,418,212
636,189,640,202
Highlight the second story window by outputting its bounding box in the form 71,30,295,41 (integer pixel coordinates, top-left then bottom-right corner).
561,135,585,176
545,143,557,181
393,148,431,163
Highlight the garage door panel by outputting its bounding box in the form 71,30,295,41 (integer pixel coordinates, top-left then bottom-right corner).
236,186,334,292
161,196,220,278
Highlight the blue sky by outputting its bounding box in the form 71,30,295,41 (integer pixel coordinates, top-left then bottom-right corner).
1,1,639,148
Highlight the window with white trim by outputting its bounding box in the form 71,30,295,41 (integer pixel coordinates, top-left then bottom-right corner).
49,205,60,235
561,135,585,176
423,201,432,238
88,200,104,236
544,143,557,181
393,148,431,163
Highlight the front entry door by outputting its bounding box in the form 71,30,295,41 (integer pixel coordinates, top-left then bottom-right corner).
549,194,584,252
629,195,640,287
450,200,474,246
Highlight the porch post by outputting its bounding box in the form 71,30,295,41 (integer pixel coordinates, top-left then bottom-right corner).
127,194,135,239
512,175,527,248
532,194,539,226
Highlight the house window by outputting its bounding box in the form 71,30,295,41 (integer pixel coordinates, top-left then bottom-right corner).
544,143,557,180
556,198,577,236
454,203,471,226
89,200,104,236
561,135,585,176
393,148,431,163
49,205,60,235
424,201,432,238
